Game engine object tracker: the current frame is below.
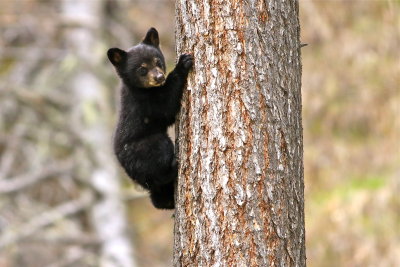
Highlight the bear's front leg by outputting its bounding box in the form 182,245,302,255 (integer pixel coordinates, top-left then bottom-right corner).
158,54,194,121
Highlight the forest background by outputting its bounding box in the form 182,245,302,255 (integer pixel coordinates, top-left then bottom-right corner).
0,1,399,267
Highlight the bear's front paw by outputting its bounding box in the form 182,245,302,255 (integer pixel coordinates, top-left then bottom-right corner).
177,54,194,72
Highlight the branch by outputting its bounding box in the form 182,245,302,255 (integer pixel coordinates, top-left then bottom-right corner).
24,235,99,246
0,160,74,193
0,191,94,248
0,123,27,180
44,247,87,267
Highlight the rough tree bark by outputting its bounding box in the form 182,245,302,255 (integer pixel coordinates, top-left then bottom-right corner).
174,1,305,266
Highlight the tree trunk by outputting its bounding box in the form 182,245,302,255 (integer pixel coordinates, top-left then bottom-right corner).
174,1,305,266
61,1,136,266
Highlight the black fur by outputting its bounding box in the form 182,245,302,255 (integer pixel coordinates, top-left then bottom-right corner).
107,28,193,209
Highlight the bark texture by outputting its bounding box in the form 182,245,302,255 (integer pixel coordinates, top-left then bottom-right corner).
174,1,305,267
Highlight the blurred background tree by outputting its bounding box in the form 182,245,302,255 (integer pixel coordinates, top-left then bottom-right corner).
0,1,398,267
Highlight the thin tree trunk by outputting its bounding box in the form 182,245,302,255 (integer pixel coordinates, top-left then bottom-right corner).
174,1,305,266
61,1,136,266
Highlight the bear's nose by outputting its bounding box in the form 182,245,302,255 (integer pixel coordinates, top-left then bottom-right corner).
155,73,165,84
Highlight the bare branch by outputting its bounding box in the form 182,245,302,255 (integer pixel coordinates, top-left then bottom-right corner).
0,123,27,180
24,235,99,246
0,191,94,248
122,190,148,201
0,160,74,193
44,247,87,267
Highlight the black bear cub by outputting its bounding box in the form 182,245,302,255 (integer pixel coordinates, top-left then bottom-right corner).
107,28,193,209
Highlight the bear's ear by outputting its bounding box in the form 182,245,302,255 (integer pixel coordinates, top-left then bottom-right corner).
142,27,159,47
107,48,127,66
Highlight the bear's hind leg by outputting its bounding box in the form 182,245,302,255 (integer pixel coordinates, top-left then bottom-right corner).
149,182,175,209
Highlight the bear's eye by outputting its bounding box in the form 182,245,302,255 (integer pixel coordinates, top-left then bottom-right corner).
138,67,148,76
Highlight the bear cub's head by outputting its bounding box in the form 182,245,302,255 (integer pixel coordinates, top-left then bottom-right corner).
107,28,166,89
